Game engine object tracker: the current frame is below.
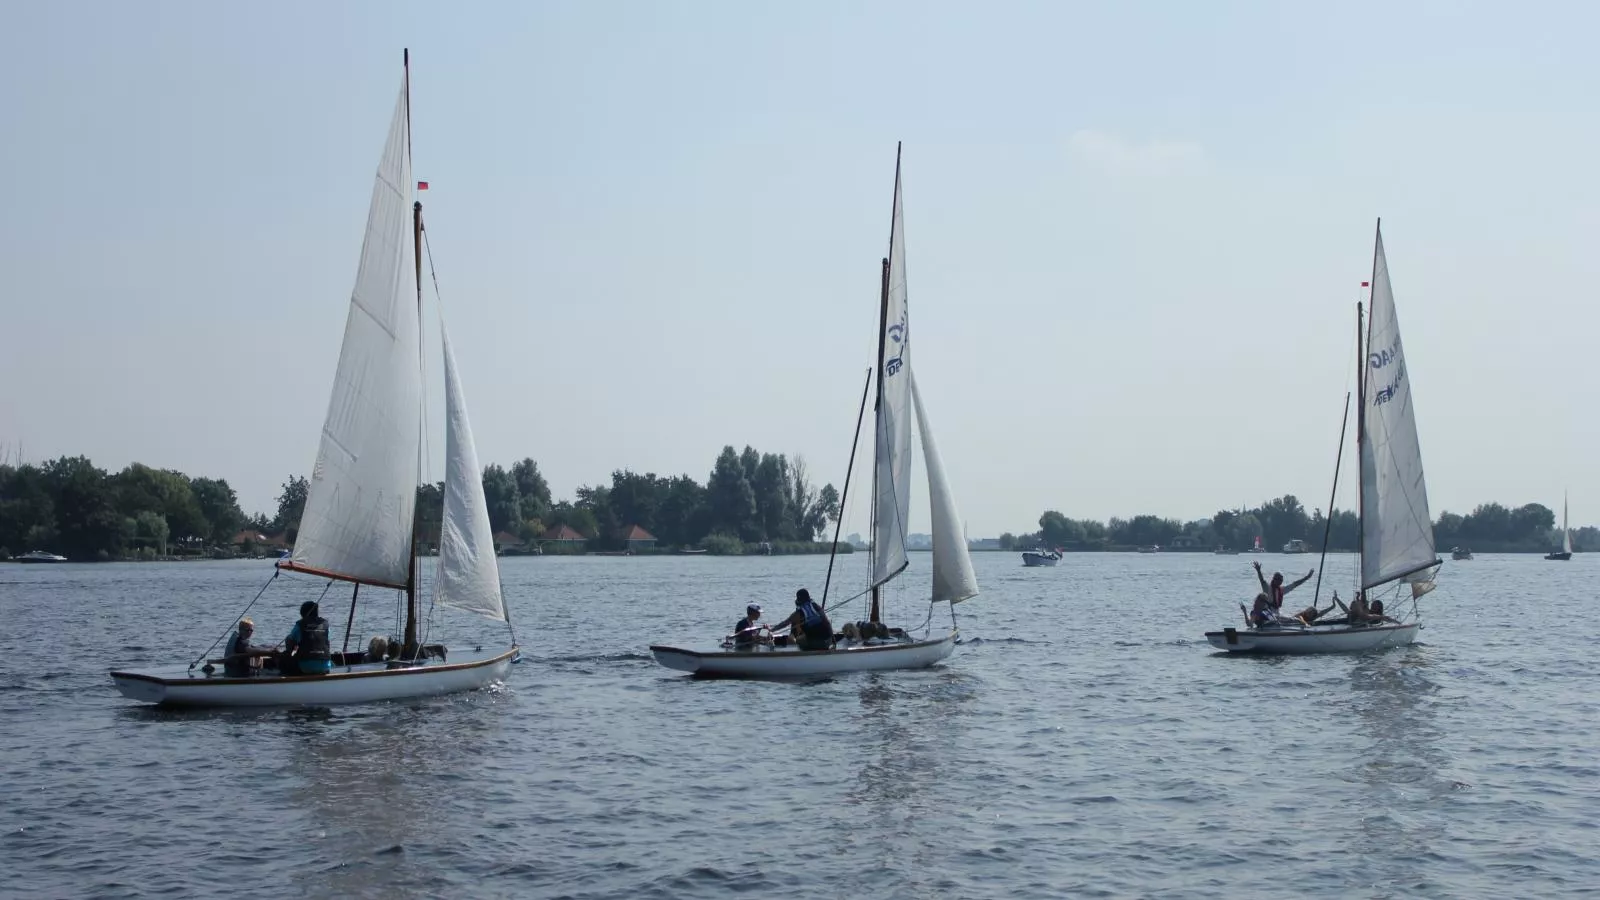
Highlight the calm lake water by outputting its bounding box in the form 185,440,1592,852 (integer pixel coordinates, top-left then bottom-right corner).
1,551,1595,898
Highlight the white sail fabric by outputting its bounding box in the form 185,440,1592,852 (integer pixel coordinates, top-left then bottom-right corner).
290,84,420,589
1563,498,1573,554
911,372,978,605
1359,225,1438,591
871,152,912,589
435,324,507,621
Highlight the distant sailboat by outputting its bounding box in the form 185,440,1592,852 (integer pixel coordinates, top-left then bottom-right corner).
651,144,979,677
1546,494,1574,560
1209,221,1440,653
111,52,519,706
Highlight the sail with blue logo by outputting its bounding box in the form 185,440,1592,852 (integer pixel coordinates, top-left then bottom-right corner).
1359,223,1440,593
871,147,912,590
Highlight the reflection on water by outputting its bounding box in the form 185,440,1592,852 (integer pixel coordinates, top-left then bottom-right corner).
1341,646,1455,893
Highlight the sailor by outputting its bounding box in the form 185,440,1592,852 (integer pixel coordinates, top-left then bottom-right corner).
282,600,332,676
732,603,771,649
221,617,272,677
1254,561,1314,612
781,588,833,651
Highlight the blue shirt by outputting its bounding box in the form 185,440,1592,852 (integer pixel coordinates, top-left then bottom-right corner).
286,622,332,674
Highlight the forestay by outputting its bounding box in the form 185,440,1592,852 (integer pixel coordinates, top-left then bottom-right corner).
435,324,507,621
290,84,421,590
872,151,912,589
1359,225,1438,591
911,372,978,605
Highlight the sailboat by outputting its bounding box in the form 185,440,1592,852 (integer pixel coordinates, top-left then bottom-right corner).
650,144,979,677
110,52,519,706
1208,221,1440,654
1546,494,1573,560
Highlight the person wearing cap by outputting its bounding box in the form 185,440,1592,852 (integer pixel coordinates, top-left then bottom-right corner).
779,588,833,651
281,600,333,676
221,617,273,677
732,603,771,649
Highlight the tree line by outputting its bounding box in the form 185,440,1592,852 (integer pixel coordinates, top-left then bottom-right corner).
0,458,248,560
1004,495,1592,554
1,445,843,561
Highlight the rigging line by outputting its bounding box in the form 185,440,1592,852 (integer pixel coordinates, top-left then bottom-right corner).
189,569,281,670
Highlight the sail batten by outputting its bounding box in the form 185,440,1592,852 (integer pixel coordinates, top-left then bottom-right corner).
912,372,979,604
435,324,507,621
289,83,422,588
871,150,912,588
1358,224,1437,592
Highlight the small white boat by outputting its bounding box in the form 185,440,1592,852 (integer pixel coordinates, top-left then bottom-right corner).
111,51,519,706
1137,545,1160,553
111,649,517,706
1021,549,1060,567
1208,221,1442,655
1206,622,1418,654
1451,546,1473,560
1546,494,1573,560
651,633,954,678
16,551,69,563
1282,539,1310,554
650,145,979,680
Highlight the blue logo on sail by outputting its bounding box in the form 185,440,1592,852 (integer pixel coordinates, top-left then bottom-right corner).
884,315,907,377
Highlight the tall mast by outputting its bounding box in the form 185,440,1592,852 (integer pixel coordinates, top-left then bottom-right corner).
1356,218,1380,585
402,47,423,658
869,254,890,624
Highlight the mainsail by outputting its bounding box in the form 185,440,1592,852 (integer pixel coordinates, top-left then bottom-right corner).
871,147,912,589
1563,496,1573,554
435,324,507,621
911,372,978,605
1359,223,1438,591
288,83,420,590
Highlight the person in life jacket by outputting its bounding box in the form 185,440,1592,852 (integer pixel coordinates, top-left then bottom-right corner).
779,588,833,651
1253,561,1314,613
282,600,332,676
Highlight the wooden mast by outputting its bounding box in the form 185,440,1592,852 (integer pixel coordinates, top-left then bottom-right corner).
869,254,891,624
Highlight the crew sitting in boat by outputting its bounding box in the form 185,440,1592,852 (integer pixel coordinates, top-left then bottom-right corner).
780,589,833,651
1249,592,1276,627
732,603,772,650
1290,598,1339,626
281,601,332,676
222,617,274,677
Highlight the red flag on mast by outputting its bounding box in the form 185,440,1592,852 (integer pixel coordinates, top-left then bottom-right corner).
1360,281,1370,287
417,181,429,190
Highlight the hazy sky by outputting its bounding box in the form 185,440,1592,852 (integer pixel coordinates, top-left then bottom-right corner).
2,1,1596,537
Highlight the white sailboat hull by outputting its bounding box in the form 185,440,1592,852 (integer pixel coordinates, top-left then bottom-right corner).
109,648,517,707
1204,623,1418,655
651,631,956,678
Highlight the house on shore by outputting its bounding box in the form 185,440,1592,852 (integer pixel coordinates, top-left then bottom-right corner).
617,524,657,552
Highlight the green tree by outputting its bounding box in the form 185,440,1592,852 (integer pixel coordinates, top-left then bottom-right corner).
273,476,309,537
752,453,791,541
111,464,206,541
189,476,244,544
41,456,122,559
0,464,55,554
481,464,521,534
133,509,170,555
414,481,444,547
805,483,840,540
510,458,551,523
708,446,757,540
